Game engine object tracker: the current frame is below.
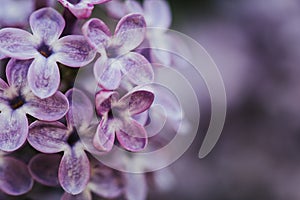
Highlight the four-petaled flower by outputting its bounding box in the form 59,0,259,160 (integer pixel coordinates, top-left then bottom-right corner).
27,88,96,195
0,7,96,98
82,14,154,90
93,89,154,152
58,0,112,19
0,59,69,152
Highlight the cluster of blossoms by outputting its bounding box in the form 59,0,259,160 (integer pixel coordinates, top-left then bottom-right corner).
0,0,179,199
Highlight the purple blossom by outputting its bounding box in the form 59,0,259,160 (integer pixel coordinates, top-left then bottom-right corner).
58,0,112,19
0,59,69,152
0,152,34,196
0,7,96,98
82,14,154,90
106,0,173,65
27,88,96,195
93,89,154,152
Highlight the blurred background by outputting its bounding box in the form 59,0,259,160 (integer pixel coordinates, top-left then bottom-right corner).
148,0,300,200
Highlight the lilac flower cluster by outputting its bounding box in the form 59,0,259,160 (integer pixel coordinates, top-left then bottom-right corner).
0,0,177,199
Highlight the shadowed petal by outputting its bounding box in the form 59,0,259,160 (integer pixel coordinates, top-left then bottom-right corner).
53,35,96,68
93,119,115,152
25,91,69,121
105,0,128,19
65,88,94,128
0,28,37,59
0,110,28,152
95,90,118,116
124,173,147,200
61,190,92,200
119,90,154,115
116,119,147,152
94,57,122,90
6,59,33,90
114,14,146,52
30,7,65,44
82,18,111,49
27,56,60,98
29,154,61,186
144,0,171,28
0,79,9,90
28,121,68,153
119,52,154,85
59,144,90,195
0,157,33,196
89,166,123,199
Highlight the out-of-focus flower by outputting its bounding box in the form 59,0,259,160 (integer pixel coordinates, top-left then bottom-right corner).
0,0,34,27
94,89,154,152
0,59,69,152
0,152,34,196
106,0,173,66
0,7,96,98
82,14,153,90
27,88,96,195
58,0,112,19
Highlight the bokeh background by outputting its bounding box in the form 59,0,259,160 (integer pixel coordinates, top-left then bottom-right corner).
149,0,300,200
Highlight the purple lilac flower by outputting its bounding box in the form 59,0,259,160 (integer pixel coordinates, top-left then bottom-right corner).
82,14,154,90
106,0,173,65
58,0,112,19
27,88,96,195
0,59,69,152
0,7,96,98
0,152,34,196
93,89,154,152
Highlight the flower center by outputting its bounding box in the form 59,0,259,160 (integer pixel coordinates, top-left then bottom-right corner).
38,43,53,58
67,127,80,147
67,0,81,4
9,95,25,110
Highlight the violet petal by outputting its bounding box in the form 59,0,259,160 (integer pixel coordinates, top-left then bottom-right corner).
0,79,9,90
0,156,33,196
27,121,68,153
144,0,172,28
124,173,147,200
119,52,154,85
29,7,65,44
0,28,37,59
93,119,116,152
0,110,28,152
29,154,61,186
59,144,90,195
53,35,96,68
116,119,147,152
24,91,69,121
27,56,60,98
95,90,118,116
6,59,32,90
114,13,146,53
61,190,92,200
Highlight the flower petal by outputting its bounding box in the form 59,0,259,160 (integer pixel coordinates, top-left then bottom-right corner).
58,0,93,19
114,14,146,52
144,0,171,28
119,90,154,115
27,56,60,98
0,53,6,60
94,57,122,90
82,18,111,49
116,119,147,152
0,110,28,152
89,0,112,4
105,0,128,19
59,144,90,195
27,121,68,153
0,28,37,59
95,90,118,116
125,0,144,14
28,154,61,186
119,52,154,85
0,156,33,196
93,119,116,152
53,35,96,68
124,173,147,200
0,78,9,90
65,88,94,128
89,166,123,199
61,190,92,200
30,7,65,44
25,91,69,121
6,59,33,90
